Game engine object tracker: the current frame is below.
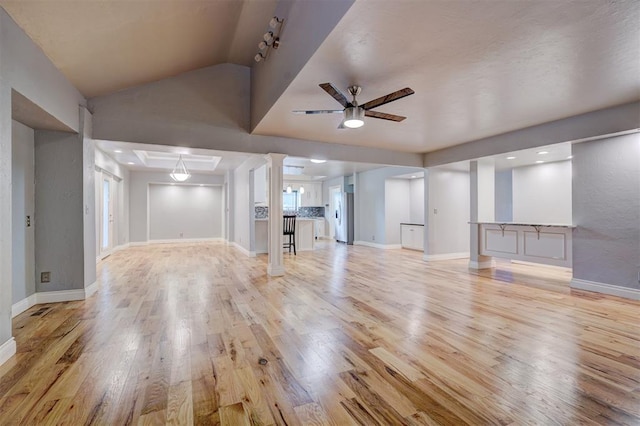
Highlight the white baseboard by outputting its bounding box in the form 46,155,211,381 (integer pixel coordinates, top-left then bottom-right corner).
37,289,86,304
571,278,640,300
510,260,571,271
424,252,469,261
11,285,99,319
230,242,252,257
85,281,99,298
11,293,37,317
354,241,402,250
148,237,224,244
469,259,496,270
267,264,285,276
0,338,16,367
129,241,148,247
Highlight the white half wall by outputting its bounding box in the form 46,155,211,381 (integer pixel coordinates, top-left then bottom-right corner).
513,160,572,224
148,184,222,240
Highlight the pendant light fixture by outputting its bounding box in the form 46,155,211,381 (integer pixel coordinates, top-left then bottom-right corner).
286,185,292,193
170,155,191,182
299,185,305,194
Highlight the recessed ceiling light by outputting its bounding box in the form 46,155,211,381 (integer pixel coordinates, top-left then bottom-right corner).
536,160,544,164
411,175,416,178
127,162,134,165
567,155,573,159
506,156,516,160
310,159,326,164
114,149,122,153
537,151,549,155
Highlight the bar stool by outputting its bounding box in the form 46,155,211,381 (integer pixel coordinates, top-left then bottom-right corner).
283,215,296,255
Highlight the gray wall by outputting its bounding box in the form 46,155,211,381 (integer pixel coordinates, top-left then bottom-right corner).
513,161,572,224
129,171,224,243
34,130,85,291
0,7,86,355
494,170,513,222
148,184,222,240
356,166,421,245
572,133,640,290
384,179,411,245
11,120,35,304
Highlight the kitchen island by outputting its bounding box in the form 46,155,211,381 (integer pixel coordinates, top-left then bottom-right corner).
255,218,317,253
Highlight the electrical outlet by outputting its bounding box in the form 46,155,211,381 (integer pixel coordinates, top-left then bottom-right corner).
180,232,184,238
434,208,438,214
41,272,51,283
372,235,375,241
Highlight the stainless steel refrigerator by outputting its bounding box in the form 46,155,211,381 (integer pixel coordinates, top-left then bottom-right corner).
335,192,354,244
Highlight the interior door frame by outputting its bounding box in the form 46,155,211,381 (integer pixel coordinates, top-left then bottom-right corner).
97,168,118,259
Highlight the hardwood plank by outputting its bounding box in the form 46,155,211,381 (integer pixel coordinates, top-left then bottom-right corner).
0,242,637,425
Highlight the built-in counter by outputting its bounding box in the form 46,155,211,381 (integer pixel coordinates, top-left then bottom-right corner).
473,222,574,267
255,218,316,254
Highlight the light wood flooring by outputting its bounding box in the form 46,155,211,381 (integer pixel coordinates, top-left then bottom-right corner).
1,242,639,425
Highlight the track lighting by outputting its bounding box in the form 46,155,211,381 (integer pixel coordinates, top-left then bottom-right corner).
254,16,284,63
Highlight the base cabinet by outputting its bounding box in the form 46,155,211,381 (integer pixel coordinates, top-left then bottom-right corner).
401,224,424,251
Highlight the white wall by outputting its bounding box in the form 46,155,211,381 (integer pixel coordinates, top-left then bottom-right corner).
148,184,222,240
512,161,572,224
129,171,224,243
385,179,411,245
11,120,35,304
409,178,424,224
572,133,640,292
427,168,470,255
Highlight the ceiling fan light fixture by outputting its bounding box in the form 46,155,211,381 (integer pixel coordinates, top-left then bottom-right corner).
343,106,365,128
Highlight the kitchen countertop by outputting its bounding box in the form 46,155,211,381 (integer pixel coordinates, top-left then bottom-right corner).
255,217,324,221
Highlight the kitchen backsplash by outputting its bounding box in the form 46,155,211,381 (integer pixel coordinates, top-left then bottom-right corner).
298,206,325,218
255,206,324,219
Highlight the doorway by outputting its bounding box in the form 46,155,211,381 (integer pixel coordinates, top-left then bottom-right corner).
96,169,118,259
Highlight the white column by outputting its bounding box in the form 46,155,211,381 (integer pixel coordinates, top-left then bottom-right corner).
422,168,430,260
469,159,496,269
265,153,286,276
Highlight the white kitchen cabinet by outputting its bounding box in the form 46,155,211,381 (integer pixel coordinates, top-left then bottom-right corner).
401,224,424,251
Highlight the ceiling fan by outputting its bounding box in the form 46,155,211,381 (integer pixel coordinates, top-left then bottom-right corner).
293,83,414,129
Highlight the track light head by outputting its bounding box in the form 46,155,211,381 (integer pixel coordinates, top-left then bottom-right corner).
254,53,264,63
263,31,274,42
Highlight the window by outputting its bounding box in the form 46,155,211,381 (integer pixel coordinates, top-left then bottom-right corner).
283,190,298,211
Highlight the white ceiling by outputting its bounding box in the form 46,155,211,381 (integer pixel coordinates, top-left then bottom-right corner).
0,0,277,97
254,0,640,153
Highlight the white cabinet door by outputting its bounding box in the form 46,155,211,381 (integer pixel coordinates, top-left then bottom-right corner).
401,224,424,251
315,219,325,238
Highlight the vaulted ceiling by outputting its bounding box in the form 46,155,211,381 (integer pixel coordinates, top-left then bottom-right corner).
2,0,639,157
0,0,277,97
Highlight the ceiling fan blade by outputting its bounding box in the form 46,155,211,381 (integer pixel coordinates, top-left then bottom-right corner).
319,83,353,108
365,110,406,122
362,88,414,111
293,109,344,115
337,121,346,129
